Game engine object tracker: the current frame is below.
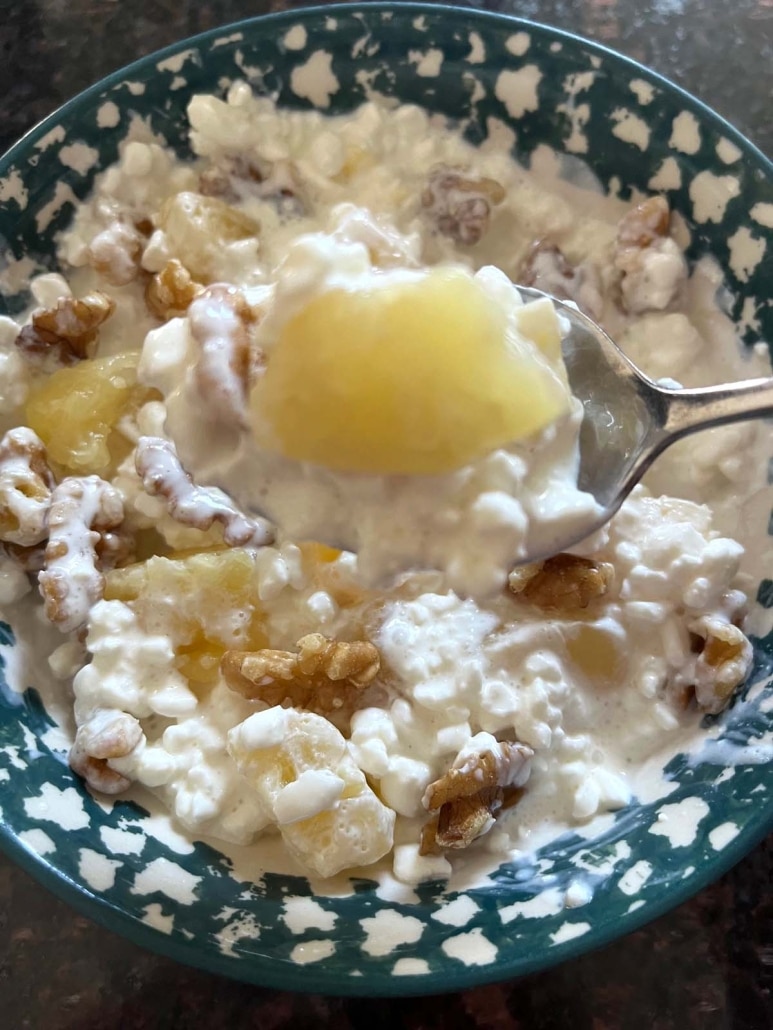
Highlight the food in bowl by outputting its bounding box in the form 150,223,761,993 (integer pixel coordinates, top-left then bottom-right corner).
0,85,765,884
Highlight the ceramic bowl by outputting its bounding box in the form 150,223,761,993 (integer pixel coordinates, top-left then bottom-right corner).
1,2,772,996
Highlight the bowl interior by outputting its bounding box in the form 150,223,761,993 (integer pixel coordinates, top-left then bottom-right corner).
1,2,772,996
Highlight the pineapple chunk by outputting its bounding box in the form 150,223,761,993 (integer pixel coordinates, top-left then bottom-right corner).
513,296,563,361
228,707,395,877
251,267,569,475
105,550,268,682
25,353,149,475
159,191,259,283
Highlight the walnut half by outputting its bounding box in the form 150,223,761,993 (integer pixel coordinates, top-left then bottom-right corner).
420,739,533,854
15,291,115,369
508,554,613,611
222,633,381,718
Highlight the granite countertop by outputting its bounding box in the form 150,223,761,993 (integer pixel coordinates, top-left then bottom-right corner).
1,1,772,1027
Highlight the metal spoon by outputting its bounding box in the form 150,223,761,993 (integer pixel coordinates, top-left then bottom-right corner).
519,285,773,560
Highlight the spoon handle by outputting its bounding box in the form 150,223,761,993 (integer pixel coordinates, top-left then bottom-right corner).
655,376,773,440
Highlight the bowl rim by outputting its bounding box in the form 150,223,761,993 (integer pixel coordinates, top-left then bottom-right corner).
1,0,772,998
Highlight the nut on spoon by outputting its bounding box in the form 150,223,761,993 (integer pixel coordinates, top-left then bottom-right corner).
519,285,773,562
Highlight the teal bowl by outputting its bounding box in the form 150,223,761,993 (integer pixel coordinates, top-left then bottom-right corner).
1,2,772,996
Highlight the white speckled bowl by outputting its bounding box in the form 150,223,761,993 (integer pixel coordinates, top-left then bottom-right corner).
1,3,772,996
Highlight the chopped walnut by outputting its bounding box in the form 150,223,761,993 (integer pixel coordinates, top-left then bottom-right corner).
145,259,204,320
221,633,381,718
69,708,142,795
519,240,603,321
15,291,115,369
38,476,124,633
614,196,687,314
0,427,55,546
135,436,274,548
200,157,304,213
508,554,613,611
688,615,753,714
422,165,505,246
188,284,260,428
87,222,144,286
420,740,533,854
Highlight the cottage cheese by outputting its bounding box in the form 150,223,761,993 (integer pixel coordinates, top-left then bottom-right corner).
0,90,767,884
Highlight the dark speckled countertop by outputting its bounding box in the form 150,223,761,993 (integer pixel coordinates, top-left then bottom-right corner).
1,1,773,1027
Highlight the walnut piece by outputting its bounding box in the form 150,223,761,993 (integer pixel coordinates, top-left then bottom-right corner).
69,708,142,795
0,427,55,546
422,165,505,246
15,291,115,369
135,435,274,548
614,196,687,314
420,740,533,854
38,476,124,633
519,240,603,321
188,284,260,428
509,554,613,611
222,633,381,717
145,259,204,320
688,615,753,714
87,221,144,286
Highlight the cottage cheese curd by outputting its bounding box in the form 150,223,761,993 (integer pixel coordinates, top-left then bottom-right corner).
0,88,766,885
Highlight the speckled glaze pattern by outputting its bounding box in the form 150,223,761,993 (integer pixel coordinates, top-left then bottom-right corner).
0,1,772,1001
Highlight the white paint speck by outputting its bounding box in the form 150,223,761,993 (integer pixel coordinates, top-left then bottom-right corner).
290,51,339,109
689,170,741,223
156,49,195,74
648,156,682,191
99,825,145,856
142,903,174,934
34,181,79,232
58,142,99,174
282,896,336,934
412,15,427,31
126,81,146,96
617,860,653,896
505,32,531,57
495,65,542,119
212,32,244,48
24,784,89,830
670,110,701,154
360,910,424,957
751,202,773,228
716,137,742,164
630,78,655,105
431,895,480,927
728,226,766,282
284,25,308,51
290,939,336,964
649,797,710,847
216,912,260,956
499,887,565,924
96,102,120,129
627,899,645,913
441,928,498,966
610,108,651,150
78,848,121,892
709,821,739,850
18,828,56,855
393,957,430,975
408,49,444,78
467,32,485,64
170,76,187,91
0,169,29,210
131,857,201,904
551,921,591,944
35,125,66,151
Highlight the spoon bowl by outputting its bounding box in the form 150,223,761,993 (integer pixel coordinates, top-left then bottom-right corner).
518,286,773,561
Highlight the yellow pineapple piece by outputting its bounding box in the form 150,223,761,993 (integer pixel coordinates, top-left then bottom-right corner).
159,191,259,283
513,296,563,362
251,267,569,475
25,353,152,476
228,707,395,877
105,550,268,666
